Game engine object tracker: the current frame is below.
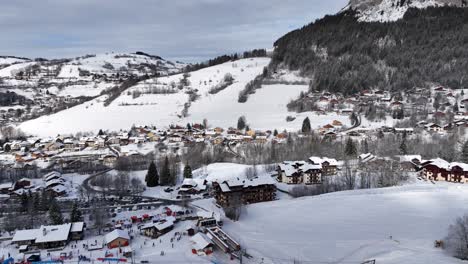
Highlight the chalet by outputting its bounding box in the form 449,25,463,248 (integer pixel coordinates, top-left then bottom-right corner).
421,158,468,183
396,155,422,171
433,111,446,119
277,161,322,185
341,109,353,115
359,153,376,163
47,185,67,197
332,120,343,127
190,233,213,256
70,222,85,240
140,219,174,238
212,176,276,208
12,223,83,249
278,161,305,184
394,128,414,135
168,134,182,143
0,182,12,194
12,230,37,246
105,229,130,249
13,178,32,190
179,178,207,194
346,131,361,137
425,123,443,133
323,131,338,139
43,171,61,182
308,157,338,176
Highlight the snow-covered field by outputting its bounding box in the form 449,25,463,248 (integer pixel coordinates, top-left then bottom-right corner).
222,182,468,264
57,53,184,78
0,62,36,77
18,58,350,136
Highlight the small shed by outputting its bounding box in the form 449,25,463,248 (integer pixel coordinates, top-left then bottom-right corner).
105,229,130,249
190,233,213,256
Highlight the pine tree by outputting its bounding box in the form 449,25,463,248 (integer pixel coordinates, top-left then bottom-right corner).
344,137,357,157
301,117,312,134
145,161,159,187
183,164,192,179
273,129,278,136
399,138,408,155
454,102,459,112
160,156,171,186
362,139,369,153
70,202,82,222
48,198,63,225
462,140,468,163
20,192,29,212
237,116,246,130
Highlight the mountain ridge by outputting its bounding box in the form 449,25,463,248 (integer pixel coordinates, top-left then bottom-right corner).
346,0,466,21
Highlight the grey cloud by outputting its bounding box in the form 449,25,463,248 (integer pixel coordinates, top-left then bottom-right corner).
0,0,348,62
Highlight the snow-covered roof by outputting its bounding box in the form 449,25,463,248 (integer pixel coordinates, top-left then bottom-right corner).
397,155,422,163
12,229,38,242
105,229,130,243
35,223,72,243
308,156,338,166
0,182,12,189
426,158,450,170
51,185,67,194
217,175,275,192
44,171,62,181
191,233,212,250
71,222,84,232
154,220,174,231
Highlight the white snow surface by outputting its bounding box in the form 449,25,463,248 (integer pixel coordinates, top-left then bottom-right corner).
0,62,36,77
223,182,468,264
57,53,184,78
17,58,341,136
350,0,462,22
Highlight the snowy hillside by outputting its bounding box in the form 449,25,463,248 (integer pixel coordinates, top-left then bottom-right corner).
346,0,465,22
223,182,468,264
17,58,345,136
0,56,30,68
57,52,185,78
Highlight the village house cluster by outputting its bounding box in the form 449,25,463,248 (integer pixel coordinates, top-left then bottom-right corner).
0,124,292,178
277,157,338,185
420,158,468,184
0,170,71,200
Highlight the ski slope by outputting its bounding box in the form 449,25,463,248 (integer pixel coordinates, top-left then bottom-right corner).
222,182,468,264
18,58,351,136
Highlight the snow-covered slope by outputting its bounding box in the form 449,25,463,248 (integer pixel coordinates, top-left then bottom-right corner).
0,56,30,68
223,182,468,263
347,0,465,22
18,57,350,136
57,52,185,78
0,61,37,77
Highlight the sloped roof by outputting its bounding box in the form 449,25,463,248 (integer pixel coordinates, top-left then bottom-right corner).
191,233,212,250
12,229,39,242
105,229,130,243
35,223,72,243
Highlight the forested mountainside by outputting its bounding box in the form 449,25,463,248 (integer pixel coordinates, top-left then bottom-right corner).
271,6,468,95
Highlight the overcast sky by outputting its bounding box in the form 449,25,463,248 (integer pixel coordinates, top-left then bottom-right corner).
0,0,347,62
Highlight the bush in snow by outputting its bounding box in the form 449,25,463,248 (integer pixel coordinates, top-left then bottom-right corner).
445,214,468,260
